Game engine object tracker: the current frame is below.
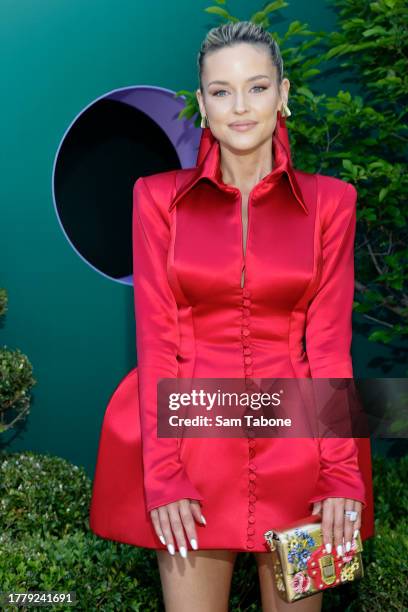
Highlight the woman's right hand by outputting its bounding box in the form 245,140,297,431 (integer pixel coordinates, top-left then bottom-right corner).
150,499,206,558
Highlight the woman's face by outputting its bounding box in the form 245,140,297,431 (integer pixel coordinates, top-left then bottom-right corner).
196,42,289,151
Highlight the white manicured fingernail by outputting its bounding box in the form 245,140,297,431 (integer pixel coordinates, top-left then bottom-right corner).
167,543,175,555
353,529,359,539
325,543,332,554
345,540,351,552
337,544,343,556
190,538,198,550
201,514,207,525
179,546,187,558
159,535,166,545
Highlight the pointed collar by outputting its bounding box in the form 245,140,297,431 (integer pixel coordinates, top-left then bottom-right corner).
169,111,308,215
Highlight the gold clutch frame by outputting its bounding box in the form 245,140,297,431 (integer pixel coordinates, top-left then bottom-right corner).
264,521,364,602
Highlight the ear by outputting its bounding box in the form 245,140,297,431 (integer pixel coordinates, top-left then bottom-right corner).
280,78,290,108
196,89,205,117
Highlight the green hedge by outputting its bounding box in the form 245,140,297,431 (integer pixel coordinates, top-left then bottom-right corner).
0,451,407,611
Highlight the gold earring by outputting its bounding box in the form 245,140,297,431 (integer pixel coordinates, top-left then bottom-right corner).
281,102,291,118
200,114,209,128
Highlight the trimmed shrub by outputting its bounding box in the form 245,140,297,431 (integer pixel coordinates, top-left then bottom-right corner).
1,451,407,610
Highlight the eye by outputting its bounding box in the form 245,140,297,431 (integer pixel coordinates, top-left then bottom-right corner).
211,85,268,97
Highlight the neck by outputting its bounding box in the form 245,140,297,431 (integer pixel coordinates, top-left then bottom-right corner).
219,136,274,192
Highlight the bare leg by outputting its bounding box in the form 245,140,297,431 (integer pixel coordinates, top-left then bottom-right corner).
156,549,238,612
254,552,323,612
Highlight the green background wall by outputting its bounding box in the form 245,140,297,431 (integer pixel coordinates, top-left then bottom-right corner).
1,0,404,476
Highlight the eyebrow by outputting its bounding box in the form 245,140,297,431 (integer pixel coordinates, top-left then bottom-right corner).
207,74,271,86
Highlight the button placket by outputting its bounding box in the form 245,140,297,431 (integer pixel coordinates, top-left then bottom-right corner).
240,287,257,550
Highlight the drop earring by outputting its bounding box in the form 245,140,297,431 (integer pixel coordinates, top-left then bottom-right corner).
200,114,209,128
281,102,291,118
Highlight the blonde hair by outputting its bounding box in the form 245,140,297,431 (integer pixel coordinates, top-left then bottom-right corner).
197,20,284,91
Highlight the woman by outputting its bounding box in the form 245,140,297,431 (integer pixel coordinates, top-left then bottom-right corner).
90,21,375,612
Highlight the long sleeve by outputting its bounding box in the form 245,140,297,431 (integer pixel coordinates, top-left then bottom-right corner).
132,176,204,513
305,181,366,508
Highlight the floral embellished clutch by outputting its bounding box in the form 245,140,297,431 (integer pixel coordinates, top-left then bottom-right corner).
264,517,364,602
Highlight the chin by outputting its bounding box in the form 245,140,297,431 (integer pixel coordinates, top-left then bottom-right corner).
228,133,264,152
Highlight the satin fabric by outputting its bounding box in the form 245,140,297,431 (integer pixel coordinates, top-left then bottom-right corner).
89,113,375,552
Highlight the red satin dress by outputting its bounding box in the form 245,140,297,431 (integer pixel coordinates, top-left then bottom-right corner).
89,114,375,552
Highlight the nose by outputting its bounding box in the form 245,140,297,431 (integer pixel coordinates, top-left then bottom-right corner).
233,91,249,114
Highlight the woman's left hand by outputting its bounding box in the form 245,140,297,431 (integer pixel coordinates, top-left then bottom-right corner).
311,497,362,557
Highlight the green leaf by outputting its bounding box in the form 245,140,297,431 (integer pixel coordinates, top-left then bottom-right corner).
324,44,349,60
302,68,321,78
251,12,270,25
342,159,354,171
177,107,192,120
262,0,288,13
362,209,378,221
369,330,393,343
296,86,314,100
204,7,236,20
363,26,388,37
388,419,408,434
287,20,304,36
174,90,192,97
